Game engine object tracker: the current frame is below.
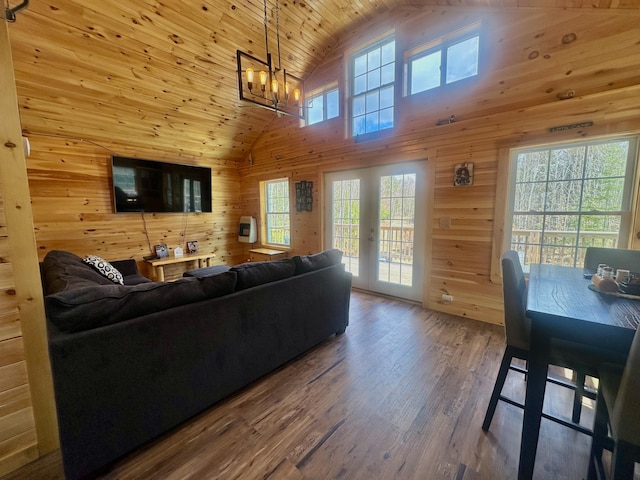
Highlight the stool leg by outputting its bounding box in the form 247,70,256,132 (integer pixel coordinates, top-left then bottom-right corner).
587,389,608,480
610,440,635,480
482,348,514,431
572,370,585,423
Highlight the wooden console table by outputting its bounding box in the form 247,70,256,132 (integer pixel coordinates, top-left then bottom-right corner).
145,253,216,281
249,248,287,262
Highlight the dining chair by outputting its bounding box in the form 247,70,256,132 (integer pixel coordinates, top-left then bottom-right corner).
584,247,640,275
482,250,594,432
587,328,640,480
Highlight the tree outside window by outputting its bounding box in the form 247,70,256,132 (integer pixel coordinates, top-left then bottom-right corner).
507,137,637,271
264,179,290,246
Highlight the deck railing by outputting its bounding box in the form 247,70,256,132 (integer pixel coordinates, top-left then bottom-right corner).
511,229,618,268
333,223,415,264
336,227,619,269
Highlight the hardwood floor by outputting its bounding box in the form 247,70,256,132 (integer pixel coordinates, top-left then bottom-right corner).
3,290,602,479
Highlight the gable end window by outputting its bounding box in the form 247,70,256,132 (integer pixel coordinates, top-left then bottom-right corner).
351,36,396,137
409,33,479,96
307,88,339,126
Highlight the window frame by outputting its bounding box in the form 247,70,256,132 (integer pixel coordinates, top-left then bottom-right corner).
306,86,340,126
407,30,480,97
261,178,291,248
350,35,396,138
491,135,639,282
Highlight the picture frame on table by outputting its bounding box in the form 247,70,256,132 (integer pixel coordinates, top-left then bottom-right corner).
154,243,169,258
187,241,199,254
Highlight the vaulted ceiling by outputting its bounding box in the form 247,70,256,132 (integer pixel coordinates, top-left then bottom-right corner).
6,0,639,166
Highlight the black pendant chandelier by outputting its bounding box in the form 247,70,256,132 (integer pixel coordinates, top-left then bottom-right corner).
236,0,304,119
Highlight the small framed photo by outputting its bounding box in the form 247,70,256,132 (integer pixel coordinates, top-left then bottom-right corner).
454,162,474,186
187,241,199,254
154,243,169,258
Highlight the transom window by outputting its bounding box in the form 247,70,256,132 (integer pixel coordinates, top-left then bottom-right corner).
506,136,638,271
409,33,479,95
306,88,339,126
351,36,395,136
263,179,290,247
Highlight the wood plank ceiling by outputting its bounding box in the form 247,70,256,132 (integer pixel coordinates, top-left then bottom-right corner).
6,0,640,166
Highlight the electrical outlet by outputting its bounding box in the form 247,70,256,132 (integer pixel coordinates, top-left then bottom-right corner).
440,217,451,229
441,294,453,303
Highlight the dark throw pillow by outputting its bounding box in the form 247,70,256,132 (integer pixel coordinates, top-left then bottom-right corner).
292,249,343,275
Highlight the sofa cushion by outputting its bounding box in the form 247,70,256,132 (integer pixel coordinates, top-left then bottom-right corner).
183,265,231,279
122,274,153,285
199,270,237,297
41,250,115,295
230,258,296,291
46,272,237,333
292,249,343,275
83,255,124,285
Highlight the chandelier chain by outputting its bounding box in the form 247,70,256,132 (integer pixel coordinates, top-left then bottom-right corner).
263,0,269,59
275,0,282,72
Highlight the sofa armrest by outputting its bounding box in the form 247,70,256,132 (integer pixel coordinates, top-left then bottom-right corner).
110,259,139,277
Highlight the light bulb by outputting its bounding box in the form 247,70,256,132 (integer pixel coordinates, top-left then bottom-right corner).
246,68,254,90
259,71,267,92
293,88,300,105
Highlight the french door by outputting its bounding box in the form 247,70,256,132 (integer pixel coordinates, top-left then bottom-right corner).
324,162,426,302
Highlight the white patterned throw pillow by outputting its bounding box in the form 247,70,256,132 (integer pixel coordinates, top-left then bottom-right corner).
83,255,124,285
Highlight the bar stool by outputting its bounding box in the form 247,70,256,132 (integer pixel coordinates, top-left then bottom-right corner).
588,327,640,480
483,251,595,433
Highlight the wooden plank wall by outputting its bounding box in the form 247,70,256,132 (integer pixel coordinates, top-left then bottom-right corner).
241,7,640,324
26,136,245,279
0,191,38,477
0,21,57,477
1,3,638,477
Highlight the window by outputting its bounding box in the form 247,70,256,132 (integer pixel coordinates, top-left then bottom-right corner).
351,36,395,136
409,33,479,95
183,178,202,212
263,179,290,247
112,166,136,195
505,136,638,272
307,88,339,126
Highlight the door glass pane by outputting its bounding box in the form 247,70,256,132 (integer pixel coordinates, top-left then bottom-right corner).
378,174,416,286
332,179,360,277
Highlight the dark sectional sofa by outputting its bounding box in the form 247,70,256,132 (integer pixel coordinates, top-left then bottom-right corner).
41,249,351,480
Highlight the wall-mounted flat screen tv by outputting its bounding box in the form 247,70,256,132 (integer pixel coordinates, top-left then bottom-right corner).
111,156,212,213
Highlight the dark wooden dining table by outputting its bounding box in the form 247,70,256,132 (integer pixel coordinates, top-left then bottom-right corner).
518,263,640,480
